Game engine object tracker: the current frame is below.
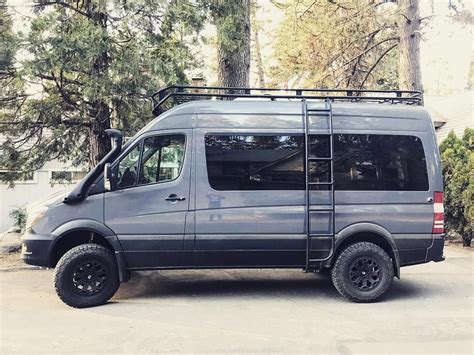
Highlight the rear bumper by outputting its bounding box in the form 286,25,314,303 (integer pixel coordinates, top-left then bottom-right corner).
21,228,54,267
426,234,445,262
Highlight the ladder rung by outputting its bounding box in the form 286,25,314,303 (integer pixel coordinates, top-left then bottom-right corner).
307,109,331,113
309,181,333,185
308,157,332,161
309,208,334,212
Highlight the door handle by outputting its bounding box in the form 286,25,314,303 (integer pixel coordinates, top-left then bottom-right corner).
165,194,186,202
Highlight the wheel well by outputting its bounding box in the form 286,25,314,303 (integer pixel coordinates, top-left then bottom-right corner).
50,230,115,267
331,232,397,272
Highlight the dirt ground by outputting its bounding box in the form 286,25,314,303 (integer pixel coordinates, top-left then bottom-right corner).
0,245,473,354
0,253,25,270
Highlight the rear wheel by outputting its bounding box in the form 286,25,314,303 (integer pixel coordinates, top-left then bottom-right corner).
331,242,394,302
53,244,120,308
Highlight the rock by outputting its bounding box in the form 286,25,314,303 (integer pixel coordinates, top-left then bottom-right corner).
0,232,22,254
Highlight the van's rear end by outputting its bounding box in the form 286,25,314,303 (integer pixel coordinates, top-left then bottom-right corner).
324,103,445,270
395,107,445,266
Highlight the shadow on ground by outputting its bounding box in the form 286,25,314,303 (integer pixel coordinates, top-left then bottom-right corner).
113,270,431,303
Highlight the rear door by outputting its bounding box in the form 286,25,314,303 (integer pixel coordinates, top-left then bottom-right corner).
104,130,191,268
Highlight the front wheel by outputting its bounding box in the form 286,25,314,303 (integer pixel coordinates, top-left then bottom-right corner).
331,242,394,302
53,244,120,308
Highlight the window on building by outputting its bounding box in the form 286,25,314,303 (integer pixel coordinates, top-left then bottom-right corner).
205,134,305,190
333,134,429,191
0,170,37,184
49,170,87,184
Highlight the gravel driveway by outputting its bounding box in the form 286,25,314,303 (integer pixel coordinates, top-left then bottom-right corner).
1,245,472,354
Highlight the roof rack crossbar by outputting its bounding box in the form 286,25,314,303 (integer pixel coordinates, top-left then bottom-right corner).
151,85,423,115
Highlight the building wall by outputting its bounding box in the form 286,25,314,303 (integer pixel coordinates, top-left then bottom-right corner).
0,160,86,232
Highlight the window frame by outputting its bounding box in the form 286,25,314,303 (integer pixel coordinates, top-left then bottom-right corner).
112,133,187,191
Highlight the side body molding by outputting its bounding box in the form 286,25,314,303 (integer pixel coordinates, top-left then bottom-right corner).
326,222,401,278
50,219,130,282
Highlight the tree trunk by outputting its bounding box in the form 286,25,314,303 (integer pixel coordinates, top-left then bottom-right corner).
87,2,111,167
253,31,265,87
251,0,265,87
214,0,251,89
88,104,111,167
398,0,423,91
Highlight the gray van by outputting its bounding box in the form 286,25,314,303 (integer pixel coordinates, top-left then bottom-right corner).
21,86,445,308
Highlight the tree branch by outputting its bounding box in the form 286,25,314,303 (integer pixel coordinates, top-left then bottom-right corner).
359,43,398,89
38,1,91,18
342,37,399,67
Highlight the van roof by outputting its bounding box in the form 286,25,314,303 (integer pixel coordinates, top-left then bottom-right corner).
147,100,433,133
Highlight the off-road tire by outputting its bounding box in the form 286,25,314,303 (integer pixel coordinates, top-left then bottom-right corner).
53,244,120,308
331,242,394,302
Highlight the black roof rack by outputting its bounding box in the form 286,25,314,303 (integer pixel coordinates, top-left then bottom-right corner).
151,85,423,116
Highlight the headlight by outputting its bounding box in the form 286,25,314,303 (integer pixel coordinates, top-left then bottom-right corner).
25,206,48,230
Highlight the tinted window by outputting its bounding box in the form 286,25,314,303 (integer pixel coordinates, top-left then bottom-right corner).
116,143,141,188
139,135,185,185
333,134,429,191
115,134,185,189
205,135,304,190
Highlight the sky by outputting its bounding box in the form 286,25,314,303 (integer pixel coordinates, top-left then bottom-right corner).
6,0,473,96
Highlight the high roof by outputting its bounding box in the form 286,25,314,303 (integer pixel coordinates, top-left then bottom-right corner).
146,100,432,133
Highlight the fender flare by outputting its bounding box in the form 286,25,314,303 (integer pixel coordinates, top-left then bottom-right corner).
327,223,401,278
50,219,130,282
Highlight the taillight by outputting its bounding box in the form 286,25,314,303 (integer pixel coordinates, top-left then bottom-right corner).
432,192,444,234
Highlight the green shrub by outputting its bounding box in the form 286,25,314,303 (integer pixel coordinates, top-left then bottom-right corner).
439,129,473,247
9,207,27,232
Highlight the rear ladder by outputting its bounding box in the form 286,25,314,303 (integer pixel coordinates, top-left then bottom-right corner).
303,98,335,272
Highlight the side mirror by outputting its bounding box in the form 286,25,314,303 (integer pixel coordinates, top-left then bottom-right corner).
104,163,113,191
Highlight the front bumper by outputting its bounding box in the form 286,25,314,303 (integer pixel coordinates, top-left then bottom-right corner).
21,228,54,267
426,234,445,262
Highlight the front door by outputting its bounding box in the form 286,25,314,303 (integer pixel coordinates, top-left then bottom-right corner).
104,130,191,269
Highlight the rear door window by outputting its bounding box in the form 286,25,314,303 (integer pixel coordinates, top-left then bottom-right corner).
333,134,429,191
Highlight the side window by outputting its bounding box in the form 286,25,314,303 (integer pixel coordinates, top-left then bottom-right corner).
116,143,141,189
308,135,331,189
205,134,304,190
138,135,185,185
115,134,185,189
333,134,429,191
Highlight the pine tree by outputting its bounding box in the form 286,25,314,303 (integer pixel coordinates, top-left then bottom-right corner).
1,0,205,183
270,0,399,89
397,0,422,91
205,0,251,88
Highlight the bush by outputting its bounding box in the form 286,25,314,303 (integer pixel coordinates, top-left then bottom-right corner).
8,207,27,233
439,129,473,247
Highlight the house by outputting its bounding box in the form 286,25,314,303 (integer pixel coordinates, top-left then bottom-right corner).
425,90,473,143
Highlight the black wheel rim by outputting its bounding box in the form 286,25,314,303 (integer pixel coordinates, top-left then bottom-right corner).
72,261,108,296
349,256,382,292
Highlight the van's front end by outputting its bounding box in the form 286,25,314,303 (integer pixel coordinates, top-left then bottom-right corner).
20,129,128,308
21,189,72,267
